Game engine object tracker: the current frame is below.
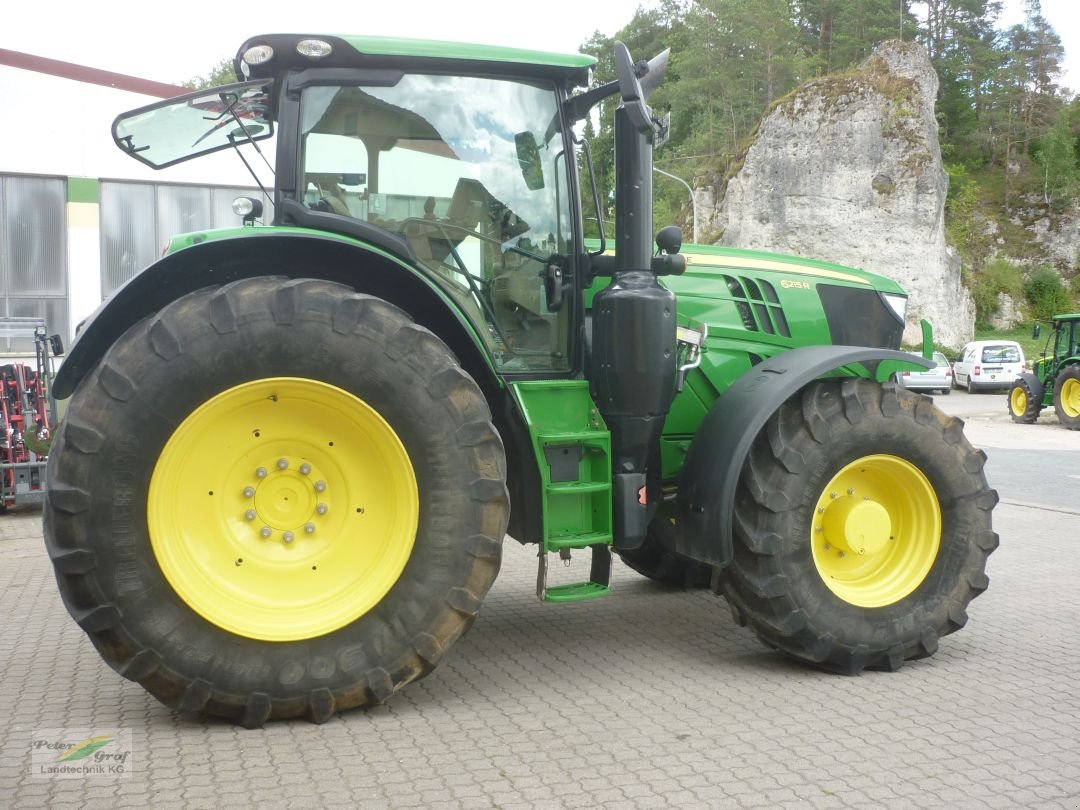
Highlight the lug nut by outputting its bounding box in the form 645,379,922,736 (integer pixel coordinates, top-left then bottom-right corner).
314,481,326,493
277,458,289,470
255,467,268,479
316,503,328,515
299,463,311,475
847,488,855,496
304,523,316,534
243,486,255,498
245,509,257,521
260,526,272,538
283,531,295,543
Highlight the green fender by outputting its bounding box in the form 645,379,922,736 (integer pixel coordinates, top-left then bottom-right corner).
673,345,931,568
53,229,496,400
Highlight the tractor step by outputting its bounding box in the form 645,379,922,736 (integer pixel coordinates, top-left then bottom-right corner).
512,381,615,604
536,544,611,603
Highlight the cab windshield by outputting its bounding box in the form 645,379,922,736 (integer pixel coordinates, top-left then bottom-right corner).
299,74,573,371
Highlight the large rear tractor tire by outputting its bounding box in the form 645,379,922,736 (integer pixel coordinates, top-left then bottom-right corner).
617,516,712,588
44,278,509,726
719,379,997,674
1008,378,1041,424
1053,365,1080,430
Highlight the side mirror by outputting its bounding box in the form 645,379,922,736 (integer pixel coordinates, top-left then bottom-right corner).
49,334,65,357
514,132,545,191
656,225,682,255
1032,323,1041,340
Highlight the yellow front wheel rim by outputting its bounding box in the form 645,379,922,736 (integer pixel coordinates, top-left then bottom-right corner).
1010,386,1028,416
811,455,941,608
1062,377,1080,418
148,378,419,642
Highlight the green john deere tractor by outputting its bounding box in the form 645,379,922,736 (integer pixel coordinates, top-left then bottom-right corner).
1008,313,1080,429
45,34,998,727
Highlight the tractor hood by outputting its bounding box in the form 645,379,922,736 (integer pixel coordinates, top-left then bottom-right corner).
660,243,909,352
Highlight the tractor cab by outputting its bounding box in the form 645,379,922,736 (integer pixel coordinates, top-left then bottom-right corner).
112,36,596,374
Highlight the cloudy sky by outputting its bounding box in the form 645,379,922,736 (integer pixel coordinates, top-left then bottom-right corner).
2,0,1077,91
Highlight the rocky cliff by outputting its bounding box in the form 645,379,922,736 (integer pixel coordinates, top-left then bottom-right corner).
704,41,973,348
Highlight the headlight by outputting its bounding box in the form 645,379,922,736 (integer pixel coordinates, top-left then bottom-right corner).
243,45,274,66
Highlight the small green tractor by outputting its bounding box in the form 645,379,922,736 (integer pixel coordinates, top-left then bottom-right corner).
1008,313,1080,429
45,34,997,727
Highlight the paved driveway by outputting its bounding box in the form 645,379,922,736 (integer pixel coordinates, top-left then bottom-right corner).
1,399,1078,809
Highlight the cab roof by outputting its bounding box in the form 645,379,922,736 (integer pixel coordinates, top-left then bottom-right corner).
235,33,596,85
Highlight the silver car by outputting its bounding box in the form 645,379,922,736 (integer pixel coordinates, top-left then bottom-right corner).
894,351,952,395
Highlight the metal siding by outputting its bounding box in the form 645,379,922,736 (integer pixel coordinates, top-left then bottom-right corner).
0,176,67,352
3,176,66,296
100,182,269,297
155,185,212,245
100,182,157,295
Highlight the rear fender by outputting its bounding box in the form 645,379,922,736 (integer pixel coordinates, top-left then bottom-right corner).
1017,371,1047,405
54,231,495,399
56,229,552,545
674,345,931,567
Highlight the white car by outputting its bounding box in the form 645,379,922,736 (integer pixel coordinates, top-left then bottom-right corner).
894,351,952,394
953,340,1025,393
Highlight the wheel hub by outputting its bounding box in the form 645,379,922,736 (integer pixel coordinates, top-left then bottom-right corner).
1011,386,1027,415
821,496,891,557
148,377,418,641
1063,378,1080,418
811,454,941,608
247,458,325,538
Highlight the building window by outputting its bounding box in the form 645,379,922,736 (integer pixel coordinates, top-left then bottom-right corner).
100,181,271,296
0,175,67,353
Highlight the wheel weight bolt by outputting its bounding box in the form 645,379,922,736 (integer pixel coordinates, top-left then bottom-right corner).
304,523,316,534
299,463,311,475
255,467,268,479
243,486,255,498
260,526,272,538
245,509,257,521
277,458,289,470
283,531,295,543
316,503,328,515
314,480,326,493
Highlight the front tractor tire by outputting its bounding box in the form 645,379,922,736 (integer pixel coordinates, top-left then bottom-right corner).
719,379,997,674
1053,365,1080,430
1008,378,1041,424
45,278,509,726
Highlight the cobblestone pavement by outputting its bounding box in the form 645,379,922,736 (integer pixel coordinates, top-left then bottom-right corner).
2,479,1079,808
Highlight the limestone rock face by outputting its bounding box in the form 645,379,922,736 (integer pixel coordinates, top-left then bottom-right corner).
989,293,1024,331
713,40,973,347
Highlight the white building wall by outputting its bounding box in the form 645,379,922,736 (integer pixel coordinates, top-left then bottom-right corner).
0,64,274,359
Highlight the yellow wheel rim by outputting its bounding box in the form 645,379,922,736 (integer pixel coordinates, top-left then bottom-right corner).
148,378,418,641
1010,386,1028,416
1062,377,1080,418
811,455,941,608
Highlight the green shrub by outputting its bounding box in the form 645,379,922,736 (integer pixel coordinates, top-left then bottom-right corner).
1024,265,1072,321
972,258,1024,326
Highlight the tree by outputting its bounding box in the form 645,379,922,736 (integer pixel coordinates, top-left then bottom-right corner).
1035,105,1079,207
182,57,236,90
